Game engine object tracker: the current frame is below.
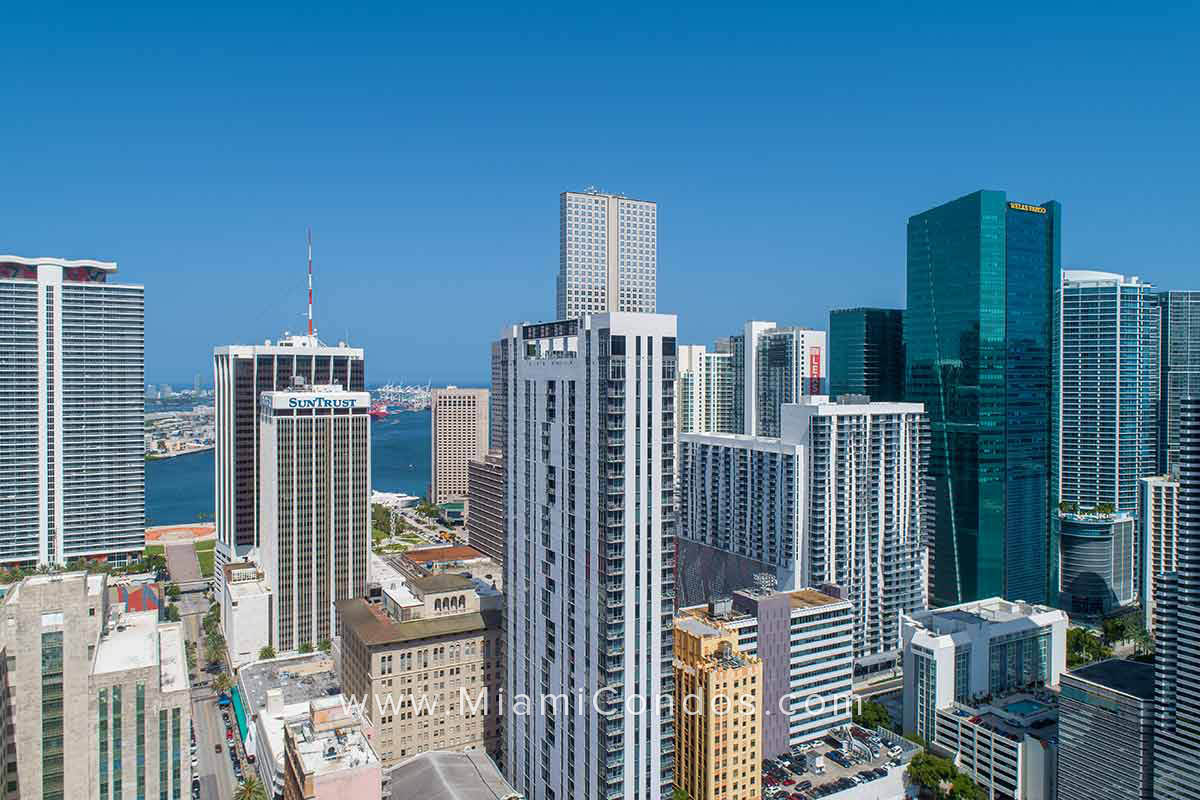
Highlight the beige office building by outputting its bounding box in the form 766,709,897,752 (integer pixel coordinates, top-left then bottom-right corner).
0,572,190,800
430,387,489,505
337,575,502,767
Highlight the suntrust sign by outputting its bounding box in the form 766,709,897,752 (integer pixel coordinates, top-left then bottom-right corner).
262,391,369,411
288,396,357,409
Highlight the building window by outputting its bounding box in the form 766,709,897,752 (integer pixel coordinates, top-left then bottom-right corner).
42,631,65,800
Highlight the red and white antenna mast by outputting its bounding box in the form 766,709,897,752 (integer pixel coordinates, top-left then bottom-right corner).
307,228,315,341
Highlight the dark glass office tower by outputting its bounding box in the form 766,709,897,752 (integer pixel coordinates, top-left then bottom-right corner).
905,190,1058,606
1153,397,1200,799
1159,291,1200,474
829,307,904,401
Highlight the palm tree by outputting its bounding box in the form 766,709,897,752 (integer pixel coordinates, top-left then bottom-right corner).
213,673,233,695
234,776,268,800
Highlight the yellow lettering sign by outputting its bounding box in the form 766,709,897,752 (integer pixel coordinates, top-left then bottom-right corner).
1008,202,1047,214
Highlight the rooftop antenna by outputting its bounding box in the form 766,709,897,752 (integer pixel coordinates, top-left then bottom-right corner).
307,228,315,342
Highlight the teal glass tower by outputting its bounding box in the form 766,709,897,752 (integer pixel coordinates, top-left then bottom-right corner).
905,190,1059,606
829,307,904,401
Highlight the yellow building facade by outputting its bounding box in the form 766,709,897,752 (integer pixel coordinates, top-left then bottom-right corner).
673,612,763,800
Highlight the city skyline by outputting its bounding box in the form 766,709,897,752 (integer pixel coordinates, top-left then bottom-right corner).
3,5,1198,384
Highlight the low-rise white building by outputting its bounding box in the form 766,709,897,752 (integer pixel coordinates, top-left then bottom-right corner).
901,597,1067,744
222,561,272,666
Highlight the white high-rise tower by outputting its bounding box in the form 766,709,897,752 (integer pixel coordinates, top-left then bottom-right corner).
557,189,656,318
501,313,676,800
0,255,144,566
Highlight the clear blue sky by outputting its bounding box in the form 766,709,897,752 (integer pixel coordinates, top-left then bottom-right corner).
2,2,1197,385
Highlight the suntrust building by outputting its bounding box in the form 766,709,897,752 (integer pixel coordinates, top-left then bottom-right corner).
258,383,371,652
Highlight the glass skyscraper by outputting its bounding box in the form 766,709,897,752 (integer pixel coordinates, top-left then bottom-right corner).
905,190,1058,605
1160,291,1200,474
1153,397,1200,799
1055,271,1158,512
829,307,904,401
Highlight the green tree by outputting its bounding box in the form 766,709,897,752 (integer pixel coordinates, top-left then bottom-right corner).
671,788,690,800
853,699,893,732
213,673,233,695
166,604,181,622
165,583,181,600
299,642,314,654
948,772,986,800
319,639,332,654
259,645,276,660
234,775,268,800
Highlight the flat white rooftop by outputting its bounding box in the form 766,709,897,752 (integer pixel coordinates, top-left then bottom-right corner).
94,609,160,676
158,622,189,692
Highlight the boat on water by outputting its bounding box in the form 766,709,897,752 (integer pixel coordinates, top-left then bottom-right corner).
368,403,389,420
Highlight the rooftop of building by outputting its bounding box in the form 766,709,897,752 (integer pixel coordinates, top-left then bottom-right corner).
93,608,161,676
157,622,189,693
943,690,1060,744
286,705,378,777
240,653,341,719
912,597,1064,635
1061,269,1149,286
3,570,105,605
0,254,117,271
226,576,271,600
403,545,488,565
408,573,477,594
1067,658,1155,700
337,598,498,647
384,750,520,800
788,588,846,609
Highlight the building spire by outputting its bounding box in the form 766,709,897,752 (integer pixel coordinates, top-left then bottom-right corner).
307,228,314,341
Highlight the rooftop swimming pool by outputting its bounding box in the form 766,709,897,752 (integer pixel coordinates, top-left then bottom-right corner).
1004,699,1047,716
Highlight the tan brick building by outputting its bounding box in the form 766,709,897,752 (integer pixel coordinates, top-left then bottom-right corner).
430,387,489,504
337,575,502,767
673,612,762,800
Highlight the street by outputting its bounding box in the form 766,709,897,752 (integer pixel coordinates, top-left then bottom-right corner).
181,595,242,800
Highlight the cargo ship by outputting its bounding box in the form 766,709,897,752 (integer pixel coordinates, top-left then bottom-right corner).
368,403,389,420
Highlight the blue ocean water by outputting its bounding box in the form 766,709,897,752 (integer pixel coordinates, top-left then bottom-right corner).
144,409,433,526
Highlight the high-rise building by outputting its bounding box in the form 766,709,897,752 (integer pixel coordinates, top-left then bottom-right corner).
0,255,144,566
1054,271,1158,615
556,189,656,318
901,597,1067,743
906,191,1058,605
0,571,191,800
672,610,762,800
500,314,676,800
258,382,371,652
467,449,506,563
754,326,827,437
1153,396,1200,799
828,307,905,402
1159,291,1200,473
1059,659,1156,800
679,396,929,670
676,345,735,434
1054,271,1158,588
729,320,776,435
337,575,503,767
213,335,364,585
1140,473,1179,630
430,387,489,505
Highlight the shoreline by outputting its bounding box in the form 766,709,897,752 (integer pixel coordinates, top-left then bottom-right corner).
145,445,214,461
